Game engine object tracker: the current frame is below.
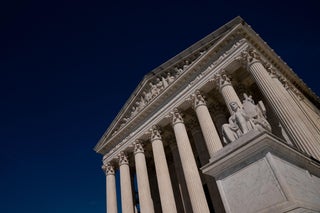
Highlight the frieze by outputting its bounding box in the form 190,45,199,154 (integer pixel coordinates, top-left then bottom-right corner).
100,38,248,159
109,38,249,136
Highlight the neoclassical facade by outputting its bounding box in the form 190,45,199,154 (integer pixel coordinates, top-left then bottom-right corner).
94,17,320,213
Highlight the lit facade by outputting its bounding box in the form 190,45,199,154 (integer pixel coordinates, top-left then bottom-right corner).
94,16,320,213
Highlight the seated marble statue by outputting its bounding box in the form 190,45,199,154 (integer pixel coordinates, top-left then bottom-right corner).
222,94,271,144
242,93,271,133
222,101,249,144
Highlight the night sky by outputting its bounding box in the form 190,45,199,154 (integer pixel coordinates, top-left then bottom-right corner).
1,1,319,212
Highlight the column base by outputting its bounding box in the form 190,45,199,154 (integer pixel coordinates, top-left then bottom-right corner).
201,130,320,213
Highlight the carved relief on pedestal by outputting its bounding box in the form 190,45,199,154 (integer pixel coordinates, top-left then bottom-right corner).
222,93,271,144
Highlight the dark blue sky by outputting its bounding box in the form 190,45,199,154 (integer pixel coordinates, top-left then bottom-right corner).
1,1,319,212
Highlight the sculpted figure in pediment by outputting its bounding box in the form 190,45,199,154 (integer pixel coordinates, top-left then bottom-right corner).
139,95,146,108
174,67,184,75
130,106,138,118
143,91,152,103
156,78,164,93
149,82,158,98
136,101,143,111
183,60,190,70
162,76,168,88
166,72,175,84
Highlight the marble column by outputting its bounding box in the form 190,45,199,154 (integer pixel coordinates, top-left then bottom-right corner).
133,140,154,213
239,48,320,160
170,108,210,213
149,125,177,213
169,143,193,213
190,124,225,213
190,90,223,156
264,62,320,138
102,162,118,213
216,73,242,114
282,80,320,135
118,152,134,213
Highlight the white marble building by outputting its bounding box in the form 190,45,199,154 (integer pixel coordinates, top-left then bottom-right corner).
94,16,320,213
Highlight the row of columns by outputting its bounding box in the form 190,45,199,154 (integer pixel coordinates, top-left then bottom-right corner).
102,90,225,213
102,47,320,213
239,48,320,159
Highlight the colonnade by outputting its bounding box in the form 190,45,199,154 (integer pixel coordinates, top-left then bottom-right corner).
101,48,320,213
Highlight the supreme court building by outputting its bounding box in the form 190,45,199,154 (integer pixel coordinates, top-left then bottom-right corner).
94,16,320,213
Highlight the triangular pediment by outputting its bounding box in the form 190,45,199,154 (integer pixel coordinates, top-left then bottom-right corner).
94,16,320,154
94,16,244,152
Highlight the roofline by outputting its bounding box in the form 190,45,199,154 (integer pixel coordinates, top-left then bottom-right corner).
93,16,244,153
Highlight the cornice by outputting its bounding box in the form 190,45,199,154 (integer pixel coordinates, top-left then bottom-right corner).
99,38,248,161
94,17,245,153
95,16,320,156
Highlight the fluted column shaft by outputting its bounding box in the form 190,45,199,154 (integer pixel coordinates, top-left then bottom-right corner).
298,98,320,131
170,108,210,213
267,64,320,139
269,68,320,157
285,83,320,135
134,141,154,213
170,143,193,213
191,91,223,156
102,163,118,213
150,126,177,213
118,152,134,213
242,49,320,160
218,74,242,114
190,127,225,213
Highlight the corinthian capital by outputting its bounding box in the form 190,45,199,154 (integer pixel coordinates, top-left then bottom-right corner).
170,108,184,125
216,72,232,89
102,162,115,175
133,140,144,154
263,62,279,78
150,125,162,141
118,151,129,165
190,90,206,109
236,47,261,65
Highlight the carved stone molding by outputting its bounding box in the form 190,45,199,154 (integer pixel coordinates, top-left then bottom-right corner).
263,62,278,78
236,47,261,66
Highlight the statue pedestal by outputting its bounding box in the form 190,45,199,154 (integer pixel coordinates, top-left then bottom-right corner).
202,131,320,213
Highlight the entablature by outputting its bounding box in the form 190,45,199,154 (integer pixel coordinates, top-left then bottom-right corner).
95,17,320,156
